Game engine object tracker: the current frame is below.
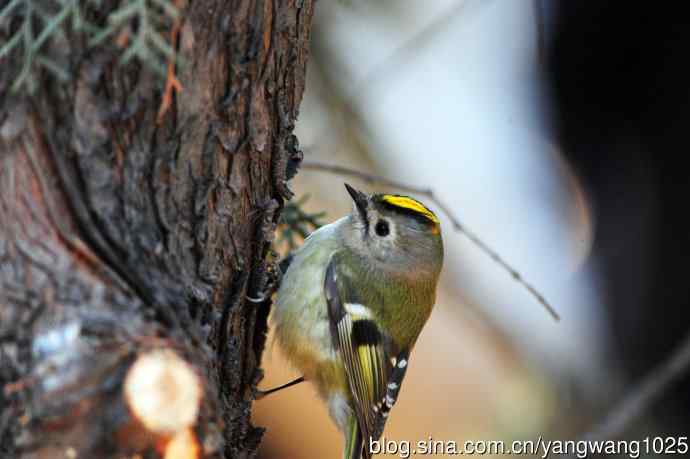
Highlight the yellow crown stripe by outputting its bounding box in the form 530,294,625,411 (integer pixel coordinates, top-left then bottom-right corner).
381,195,439,224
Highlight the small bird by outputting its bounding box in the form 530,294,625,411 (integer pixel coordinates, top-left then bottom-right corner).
272,183,443,459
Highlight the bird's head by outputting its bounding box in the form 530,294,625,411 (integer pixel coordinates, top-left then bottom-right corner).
343,183,444,278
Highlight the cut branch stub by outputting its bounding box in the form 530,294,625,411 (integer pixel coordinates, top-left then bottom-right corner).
124,349,203,459
125,349,202,435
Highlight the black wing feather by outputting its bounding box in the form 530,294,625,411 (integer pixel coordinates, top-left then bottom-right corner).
325,256,411,459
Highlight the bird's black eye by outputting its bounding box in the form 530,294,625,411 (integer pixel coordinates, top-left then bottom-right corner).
375,220,390,237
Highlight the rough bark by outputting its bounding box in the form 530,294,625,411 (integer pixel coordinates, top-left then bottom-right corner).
0,1,313,457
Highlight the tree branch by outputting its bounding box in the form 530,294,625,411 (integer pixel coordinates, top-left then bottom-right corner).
581,331,690,441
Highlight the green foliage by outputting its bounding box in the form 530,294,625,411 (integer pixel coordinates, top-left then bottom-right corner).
0,0,179,94
278,194,327,250
90,0,178,76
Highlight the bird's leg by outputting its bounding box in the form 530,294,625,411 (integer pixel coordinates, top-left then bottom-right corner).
247,253,295,304
255,376,305,399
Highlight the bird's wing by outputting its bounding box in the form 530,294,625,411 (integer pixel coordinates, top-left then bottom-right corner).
324,258,410,458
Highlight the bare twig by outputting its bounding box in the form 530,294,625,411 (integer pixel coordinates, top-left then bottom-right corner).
351,0,491,98
301,160,560,321
581,331,690,441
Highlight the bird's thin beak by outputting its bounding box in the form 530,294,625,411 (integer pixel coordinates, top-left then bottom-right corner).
344,183,368,221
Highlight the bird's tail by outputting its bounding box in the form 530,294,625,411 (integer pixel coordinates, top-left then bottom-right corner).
343,415,366,459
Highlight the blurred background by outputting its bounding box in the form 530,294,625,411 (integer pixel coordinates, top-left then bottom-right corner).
254,1,690,457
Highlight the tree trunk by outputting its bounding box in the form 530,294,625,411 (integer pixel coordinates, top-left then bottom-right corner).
0,1,313,457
